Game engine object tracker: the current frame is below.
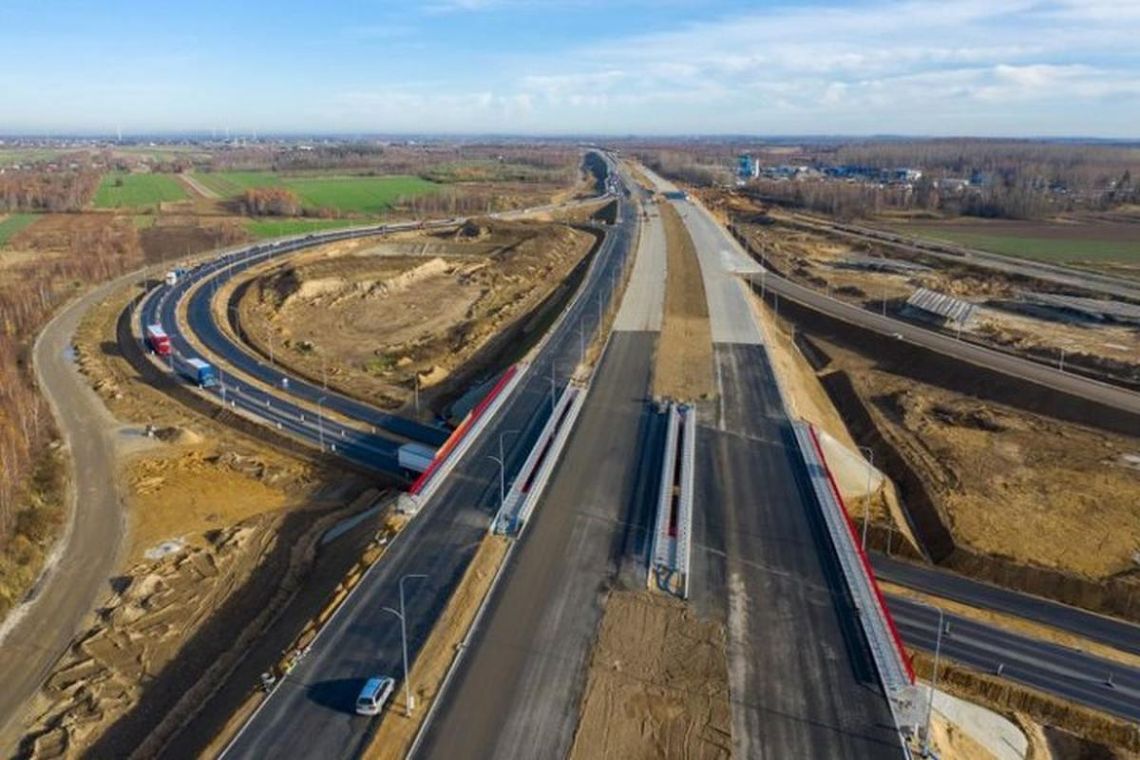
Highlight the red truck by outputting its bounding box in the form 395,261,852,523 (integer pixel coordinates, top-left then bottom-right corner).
145,324,172,357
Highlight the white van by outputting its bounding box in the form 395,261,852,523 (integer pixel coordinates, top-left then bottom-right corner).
355,676,395,716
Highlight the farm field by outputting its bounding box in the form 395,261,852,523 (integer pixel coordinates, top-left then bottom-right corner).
244,218,367,239
93,172,189,208
0,213,39,246
190,172,438,214
890,220,1140,266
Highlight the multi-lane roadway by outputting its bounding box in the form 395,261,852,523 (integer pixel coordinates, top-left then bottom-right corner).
217,157,637,759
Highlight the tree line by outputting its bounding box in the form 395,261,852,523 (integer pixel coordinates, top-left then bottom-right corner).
0,171,101,213
0,218,142,545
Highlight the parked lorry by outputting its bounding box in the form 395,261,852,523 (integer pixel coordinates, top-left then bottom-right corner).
145,324,172,356
397,442,437,475
184,358,218,388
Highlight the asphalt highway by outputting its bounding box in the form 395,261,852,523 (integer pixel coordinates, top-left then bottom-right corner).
888,595,1140,723
874,554,1140,657
417,332,662,759
219,159,637,759
134,226,448,474
417,166,667,759
627,162,904,755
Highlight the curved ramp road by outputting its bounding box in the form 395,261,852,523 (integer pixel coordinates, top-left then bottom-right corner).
219,158,636,760
0,270,143,750
889,596,1140,724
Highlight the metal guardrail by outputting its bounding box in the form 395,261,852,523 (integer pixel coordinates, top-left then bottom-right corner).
650,404,680,573
399,365,526,515
649,403,695,598
792,421,917,754
490,384,586,536
677,404,696,600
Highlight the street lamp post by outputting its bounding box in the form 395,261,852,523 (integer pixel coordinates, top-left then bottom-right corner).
914,600,945,758
487,429,519,511
381,573,427,717
859,446,875,551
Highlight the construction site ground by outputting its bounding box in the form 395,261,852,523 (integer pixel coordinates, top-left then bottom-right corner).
235,219,596,418
653,201,715,401
746,284,1134,756
568,590,732,760
14,279,383,759
807,335,1140,580
707,191,1140,384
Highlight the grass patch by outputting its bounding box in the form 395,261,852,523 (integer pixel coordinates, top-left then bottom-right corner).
244,218,368,239
192,172,437,214
899,226,1140,265
0,213,40,246
94,172,189,209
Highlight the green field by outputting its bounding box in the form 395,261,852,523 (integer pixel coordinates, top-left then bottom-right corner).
94,172,189,208
244,218,371,239
0,214,39,246
191,172,437,214
898,225,1140,265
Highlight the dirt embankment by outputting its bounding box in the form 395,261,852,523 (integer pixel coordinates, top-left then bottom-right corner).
568,590,732,760
791,329,1140,621
12,279,384,759
236,220,596,417
654,201,715,401
912,653,1140,755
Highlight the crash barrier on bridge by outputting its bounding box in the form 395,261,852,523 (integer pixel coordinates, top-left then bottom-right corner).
490,383,587,536
649,403,696,598
398,364,526,515
793,421,919,750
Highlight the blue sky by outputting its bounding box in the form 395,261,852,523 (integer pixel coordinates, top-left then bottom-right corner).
2,0,1139,136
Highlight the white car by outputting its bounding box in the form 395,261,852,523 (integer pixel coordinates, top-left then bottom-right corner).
355,676,395,716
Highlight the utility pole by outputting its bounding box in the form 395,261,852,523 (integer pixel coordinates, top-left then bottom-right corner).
381,574,427,717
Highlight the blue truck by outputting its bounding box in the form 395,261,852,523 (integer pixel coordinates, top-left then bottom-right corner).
184,358,219,388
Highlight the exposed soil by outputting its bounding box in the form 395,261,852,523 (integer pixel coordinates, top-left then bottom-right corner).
815,337,1140,579
11,278,380,758
568,590,732,760
236,220,595,416
654,201,715,401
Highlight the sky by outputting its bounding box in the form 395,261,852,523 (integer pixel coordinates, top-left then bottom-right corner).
2,0,1139,137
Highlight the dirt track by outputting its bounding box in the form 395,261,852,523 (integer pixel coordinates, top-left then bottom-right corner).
653,201,715,400
10,277,379,759
568,591,731,760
